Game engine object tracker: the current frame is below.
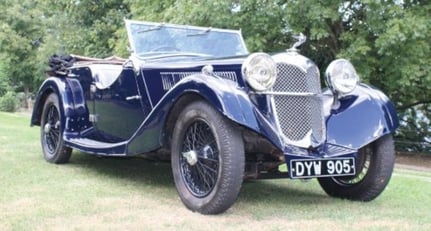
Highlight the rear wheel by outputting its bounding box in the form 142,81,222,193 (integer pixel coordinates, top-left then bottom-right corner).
318,134,395,201
40,93,72,163
171,100,245,214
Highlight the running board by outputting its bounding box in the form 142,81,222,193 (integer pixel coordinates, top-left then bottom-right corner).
64,137,128,156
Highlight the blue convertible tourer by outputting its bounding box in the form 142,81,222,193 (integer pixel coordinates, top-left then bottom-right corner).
31,20,399,214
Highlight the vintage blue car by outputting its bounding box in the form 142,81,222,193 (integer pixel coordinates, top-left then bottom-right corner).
31,20,399,214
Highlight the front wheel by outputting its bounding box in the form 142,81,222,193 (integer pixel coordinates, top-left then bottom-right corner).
318,134,395,201
40,93,72,163
171,100,245,214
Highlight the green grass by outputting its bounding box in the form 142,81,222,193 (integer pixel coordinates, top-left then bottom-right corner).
1,111,431,230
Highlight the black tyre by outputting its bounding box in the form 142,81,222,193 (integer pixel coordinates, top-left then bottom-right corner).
318,134,395,201
40,93,72,163
171,100,245,214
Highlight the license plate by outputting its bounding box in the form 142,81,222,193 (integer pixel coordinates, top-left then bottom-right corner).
289,157,356,179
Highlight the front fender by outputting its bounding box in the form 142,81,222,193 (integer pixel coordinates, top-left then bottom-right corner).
173,74,259,130
127,74,273,154
167,74,283,147
325,84,399,149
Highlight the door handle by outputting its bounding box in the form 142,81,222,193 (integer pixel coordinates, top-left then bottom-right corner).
126,95,142,101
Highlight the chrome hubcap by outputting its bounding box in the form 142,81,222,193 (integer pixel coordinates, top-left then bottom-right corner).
182,150,198,166
44,123,51,134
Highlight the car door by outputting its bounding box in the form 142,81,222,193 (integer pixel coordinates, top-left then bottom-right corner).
90,65,147,141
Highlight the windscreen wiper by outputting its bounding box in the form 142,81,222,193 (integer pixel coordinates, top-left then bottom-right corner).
187,27,212,37
137,23,165,33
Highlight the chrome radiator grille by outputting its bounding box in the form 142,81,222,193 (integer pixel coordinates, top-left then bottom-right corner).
272,62,325,147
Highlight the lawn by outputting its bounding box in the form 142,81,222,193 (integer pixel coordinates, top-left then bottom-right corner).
1,112,430,230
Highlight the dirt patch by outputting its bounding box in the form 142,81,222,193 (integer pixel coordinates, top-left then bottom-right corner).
396,152,431,172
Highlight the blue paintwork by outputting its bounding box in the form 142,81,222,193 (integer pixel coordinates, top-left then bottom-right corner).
279,83,399,175
127,72,261,154
31,54,399,179
325,84,399,150
31,77,89,133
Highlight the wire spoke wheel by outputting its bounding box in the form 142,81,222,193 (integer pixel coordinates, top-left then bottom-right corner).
180,120,219,197
40,93,72,163
171,100,244,214
43,105,61,154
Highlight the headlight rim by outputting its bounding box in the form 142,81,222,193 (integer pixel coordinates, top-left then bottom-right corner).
325,58,359,96
241,52,277,92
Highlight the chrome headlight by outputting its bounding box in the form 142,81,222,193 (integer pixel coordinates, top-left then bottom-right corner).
325,59,359,95
242,53,277,91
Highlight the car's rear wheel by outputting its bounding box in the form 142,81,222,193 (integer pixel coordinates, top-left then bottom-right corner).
318,134,395,201
171,100,245,214
41,93,72,163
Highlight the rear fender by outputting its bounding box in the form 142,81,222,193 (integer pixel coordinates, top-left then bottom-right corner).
31,77,87,134
325,84,399,149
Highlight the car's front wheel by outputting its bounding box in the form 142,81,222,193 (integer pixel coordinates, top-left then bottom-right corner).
40,93,72,163
318,134,395,201
171,100,245,214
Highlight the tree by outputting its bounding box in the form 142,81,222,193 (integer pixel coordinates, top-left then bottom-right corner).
278,0,431,152
37,0,130,58
337,1,431,152
127,0,290,52
0,0,131,107
0,0,46,107
0,0,428,151
120,0,431,152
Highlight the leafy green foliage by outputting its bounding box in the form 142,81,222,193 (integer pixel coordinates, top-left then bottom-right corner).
0,92,18,112
0,0,45,102
340,2,431,152
37,0,130,57
125,0,431,152
126,0,431,152
0,0,429,152
0,62,11,97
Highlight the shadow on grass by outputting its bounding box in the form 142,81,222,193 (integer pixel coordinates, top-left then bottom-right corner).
67,151,329,207
239,180,328,206
68,151,174,189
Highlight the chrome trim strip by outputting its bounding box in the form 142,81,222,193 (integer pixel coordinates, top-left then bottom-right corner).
251,91,319,97
160,71,238,90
